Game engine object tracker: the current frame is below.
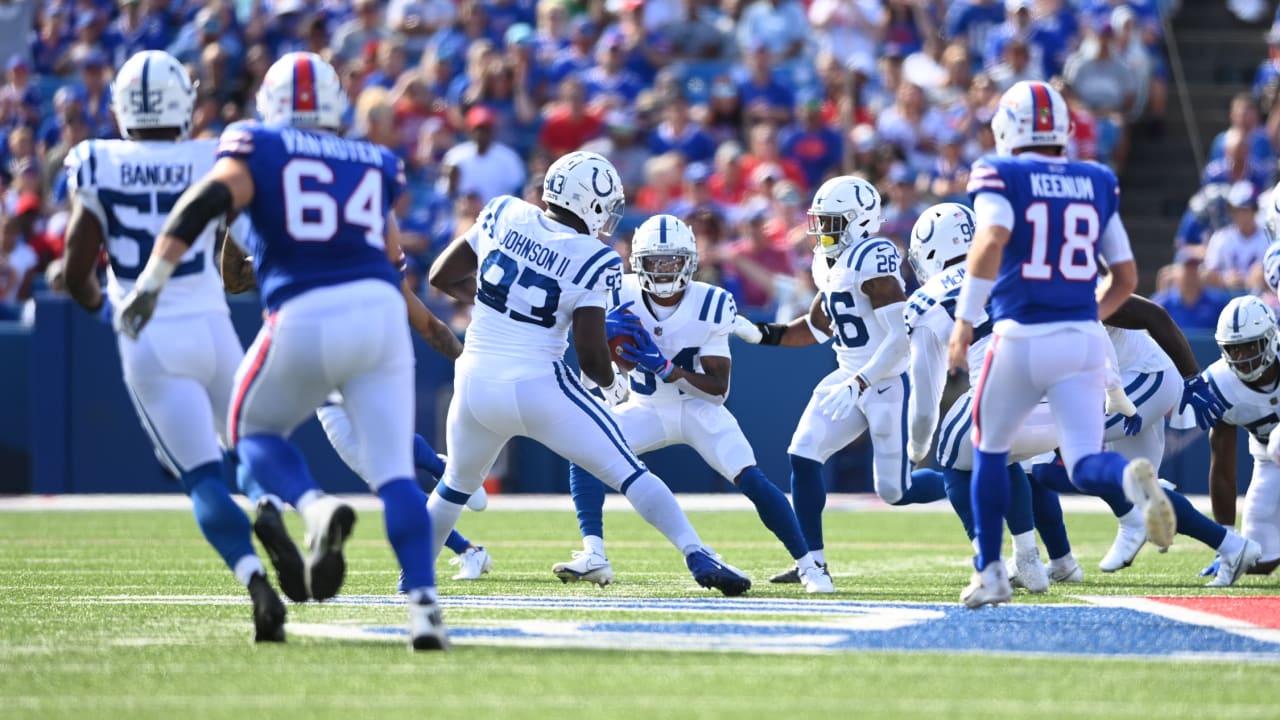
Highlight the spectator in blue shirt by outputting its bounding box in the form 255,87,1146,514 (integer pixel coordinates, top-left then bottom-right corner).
1029,0,1079,78
1202,128,1272,191
1209,93,1274,164
945,0,1005,71
103,0,171,70
0,58,41,132
483,0,536,41
781,96,843,189
648,94,717,163
737,0,810,60
1152,248,1233,331
581,33,645,106
75,51,116,139
549,17,597,85
1254,28,1280,100
734,42,795,126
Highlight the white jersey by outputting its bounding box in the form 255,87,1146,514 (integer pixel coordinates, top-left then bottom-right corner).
460,195,622,379
813,236,908,375
904,264,993,389
65,138,228,320
1204,357,1280,461
609,275,735,403
1107,326,1176,375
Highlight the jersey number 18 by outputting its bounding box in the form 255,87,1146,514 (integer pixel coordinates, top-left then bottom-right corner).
1020,202,1101,282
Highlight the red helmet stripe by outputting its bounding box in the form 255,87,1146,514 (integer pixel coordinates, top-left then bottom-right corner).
293,55,317,112
1029,82,1054,133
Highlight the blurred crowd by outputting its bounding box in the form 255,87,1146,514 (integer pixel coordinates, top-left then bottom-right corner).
0,0,1180,325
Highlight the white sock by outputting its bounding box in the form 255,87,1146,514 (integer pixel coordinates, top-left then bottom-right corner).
426,491,466,560
1118,507,1143,529
408,587,439,605
233,555,265,587
295,489,321,513
812,549,826,565
583,535,606,557
1217,529,1245,558
797,553,818,571
1012,531,1037,554
623,473,702,555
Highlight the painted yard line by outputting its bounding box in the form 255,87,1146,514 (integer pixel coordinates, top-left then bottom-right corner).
1079,595,1280,645
0,493,1209,514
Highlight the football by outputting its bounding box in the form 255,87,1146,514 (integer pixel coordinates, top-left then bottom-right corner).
610,333,637,372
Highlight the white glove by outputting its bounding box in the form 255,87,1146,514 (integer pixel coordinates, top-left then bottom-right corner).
600,372,630,407
817,376,863,421
732,314,763,344
1268,426,1280,465
1105,385,1138,417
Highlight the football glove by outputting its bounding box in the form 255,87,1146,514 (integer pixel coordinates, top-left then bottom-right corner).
619,330,675,380
732,315,764,343
606,301,643,342
1122,413,1143,437
1180,376,1225,431
817,375,864,422
1199,555,1221,577
117,287,160,340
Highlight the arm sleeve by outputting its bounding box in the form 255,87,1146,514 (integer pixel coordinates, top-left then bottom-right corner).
973,191,1015,231
855,300,910,385
906,325,948,454
1097,213,1135,266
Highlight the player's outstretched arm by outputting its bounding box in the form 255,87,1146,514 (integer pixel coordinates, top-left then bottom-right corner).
573,306,628,405
950,222,1008,373
62,196,107,315
387,216,463,361
428,235,479,304
1096,259,1138,324
741,293,832,347
1209,422,1239,526
1103,294,1200,378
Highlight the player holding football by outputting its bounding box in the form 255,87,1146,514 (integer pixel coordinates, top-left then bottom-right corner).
60,51,286,641
117,52,449,649
735,175,944,587
947,80,1172,607
553,215,830,593
427,151,752,596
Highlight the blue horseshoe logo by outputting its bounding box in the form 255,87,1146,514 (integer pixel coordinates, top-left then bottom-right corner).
854,185,875,211
591,167,616,198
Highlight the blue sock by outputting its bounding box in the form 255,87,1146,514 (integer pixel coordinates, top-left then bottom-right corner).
445,530,471,555
1005,464,1034,536
233,458,267,504
377,478,436,593
1031,461,1075,494
737,466,809,560
789,454,826,552
1070,452,1131,512
897,468,946,505
971,449,1010,570
943,468,975,539
236,434,318,508
181,460,257,573
1168,489,1228,548
569,463,606,539
1030,476,1072,560
413,434,445,478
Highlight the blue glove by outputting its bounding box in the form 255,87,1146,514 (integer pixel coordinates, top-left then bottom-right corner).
97,296,113,326
1122,413,1143,436
619,328,674,379
606,301,642,342
1181,376,1226,431
1199,554,1221,577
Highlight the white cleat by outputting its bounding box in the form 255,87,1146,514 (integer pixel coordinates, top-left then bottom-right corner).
1100,521,1147,572
799,564,835,594
1122,459,1176,551
552,551,614,586
449,546,492,580
961,561,1013,609
1207,539,1262,587
1047,558,1085,584
1006,549,1050,593
408,600,450,651
300,494,356,602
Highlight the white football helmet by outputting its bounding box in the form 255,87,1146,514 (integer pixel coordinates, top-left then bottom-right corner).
1264,242,1280,295
111,50,196,140
807,176,882,258
256,52,348,130
543,151,626,237
1216,295,1279,382
991,80,1070,156
908,203,976,283
631,214,698,298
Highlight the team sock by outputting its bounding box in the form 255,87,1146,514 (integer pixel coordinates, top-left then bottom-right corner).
943,468,975,539
569,463,606,540
1217,529,1245,557
426,483,471,559
1030,476,1072,560
230,452,284,511
378,478,436,594
789,454,826,553
413,434,446,478
1035,457,1133,517
444,530,471,555
971,449,1010,570
1069,452,1130,509
737,466,810,560
623,472,702,555
812,549,826,565
896,468,946,505
1006,464,1034,537
236,434,321,510
1166,488,1228,549
182,460,261,585
583,535,606,557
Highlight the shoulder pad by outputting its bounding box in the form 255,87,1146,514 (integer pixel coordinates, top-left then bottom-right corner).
1203,362,1237,412
573,245,623,291
217,122,259,158
847,238,900,273
696,285,735,325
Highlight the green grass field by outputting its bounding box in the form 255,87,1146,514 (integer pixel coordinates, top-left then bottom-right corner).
1,504,1277,720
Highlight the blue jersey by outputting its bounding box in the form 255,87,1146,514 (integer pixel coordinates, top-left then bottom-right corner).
968,153,1120,325
216,121,402,311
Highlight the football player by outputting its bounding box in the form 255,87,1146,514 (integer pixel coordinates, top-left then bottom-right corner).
735,175,944,587
60,51,286,641
553,215,830,593
427,151,752,596
117,52,448,649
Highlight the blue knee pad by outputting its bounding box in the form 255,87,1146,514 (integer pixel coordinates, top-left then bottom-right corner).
378,478,436,593
569,463,606,539
236,434,318,508
738,466,809,560
789,454,826,552
182,460,257,572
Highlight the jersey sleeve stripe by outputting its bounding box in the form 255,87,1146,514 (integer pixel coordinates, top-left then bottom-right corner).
481,196,514,237
87,141,97,186
851,239,891,270
712,290,728,323
609,287,621,308
1206,375,1234,410
966,178,1005,192
573,247,614,285
586,258,622,290
698,287,715,320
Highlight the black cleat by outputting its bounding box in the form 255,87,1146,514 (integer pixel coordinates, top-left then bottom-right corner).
253,499,309,603
248,572,287,643
770,562,827,584
304,497,356,602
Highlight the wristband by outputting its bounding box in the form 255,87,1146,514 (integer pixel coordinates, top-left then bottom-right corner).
955,276,994,325
806,316,832,343
657,359,676,381
757,322,787,346
136,257,176,294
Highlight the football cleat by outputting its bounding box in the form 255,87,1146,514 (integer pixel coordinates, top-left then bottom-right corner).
301,495,356,601
1047,557,1085,583
686,550,752,597
552,551,614,586
1006,549,1050,594
253,499,309,603
769,565,803,584
961,560,1013,609
799,564,835,594
1099,520,1147,573
248,572,287,643
449,546,493,580
1207,539,1263,587
1122,459,1175,551
408,600,450,651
